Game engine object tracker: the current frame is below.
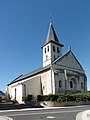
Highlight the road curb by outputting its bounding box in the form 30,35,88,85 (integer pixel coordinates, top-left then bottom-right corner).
0,105,86,113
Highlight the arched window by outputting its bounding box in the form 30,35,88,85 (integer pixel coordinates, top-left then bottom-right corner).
59,80,62,87
47,46,49,52
45,48,46,53
57,47,59,53
53,46,55,52
70,81,73,88
81,82,83,89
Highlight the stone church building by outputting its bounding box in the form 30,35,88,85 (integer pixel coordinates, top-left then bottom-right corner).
7,21,87,103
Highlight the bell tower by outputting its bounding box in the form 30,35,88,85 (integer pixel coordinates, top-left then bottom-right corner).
42,21,64,67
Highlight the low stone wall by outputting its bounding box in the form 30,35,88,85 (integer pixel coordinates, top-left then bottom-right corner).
41,101,90,107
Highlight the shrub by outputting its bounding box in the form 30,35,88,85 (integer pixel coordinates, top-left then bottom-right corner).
82,94,88,102
75,93,88,102
49,94,59,102
57,93,67,103
66,94,76,101
26,94,33,101
37,94,59,101
37,93,89,102
43,95,50,101
2,95,7,102
87,94,90,101
37,95,44,101
66,93,88,102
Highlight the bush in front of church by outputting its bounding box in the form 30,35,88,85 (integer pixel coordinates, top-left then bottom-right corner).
26,94,33,101
57,94,67,102
37,95,44,101
37,94,59,101
37,93,89,102
75,93,88,102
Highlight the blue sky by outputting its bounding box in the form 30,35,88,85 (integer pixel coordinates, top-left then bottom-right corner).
0,0,90,92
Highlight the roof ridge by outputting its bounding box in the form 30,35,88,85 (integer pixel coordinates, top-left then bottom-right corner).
8,65,51,85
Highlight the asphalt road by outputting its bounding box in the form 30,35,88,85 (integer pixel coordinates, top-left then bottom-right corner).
0,105,90,120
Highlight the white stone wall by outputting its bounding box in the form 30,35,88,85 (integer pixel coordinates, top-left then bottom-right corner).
53,50,87,93
51,43,62,60
79,76,85,93
7,85,12,100
7,69,53,103
53,64,86,94
41,70,52,95
23,76,41,98
54,72,65,93
43,43,51,67
7,75,42,103
43,42,62,67
11,84,23,103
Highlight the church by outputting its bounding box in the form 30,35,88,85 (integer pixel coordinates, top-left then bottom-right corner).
7,21,87,103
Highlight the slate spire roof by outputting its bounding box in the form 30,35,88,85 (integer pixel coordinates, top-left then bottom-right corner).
43,21,64,47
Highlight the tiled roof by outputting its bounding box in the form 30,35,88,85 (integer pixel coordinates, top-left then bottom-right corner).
8,65,50,85
43,21,64,47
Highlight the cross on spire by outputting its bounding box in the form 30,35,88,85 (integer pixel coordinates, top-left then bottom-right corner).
50,13,52,24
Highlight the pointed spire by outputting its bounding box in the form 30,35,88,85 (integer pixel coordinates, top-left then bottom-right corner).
44,20,64,47
45,21,59,44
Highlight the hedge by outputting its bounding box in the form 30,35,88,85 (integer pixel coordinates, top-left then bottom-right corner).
26,94,33,101
37,93,90,103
